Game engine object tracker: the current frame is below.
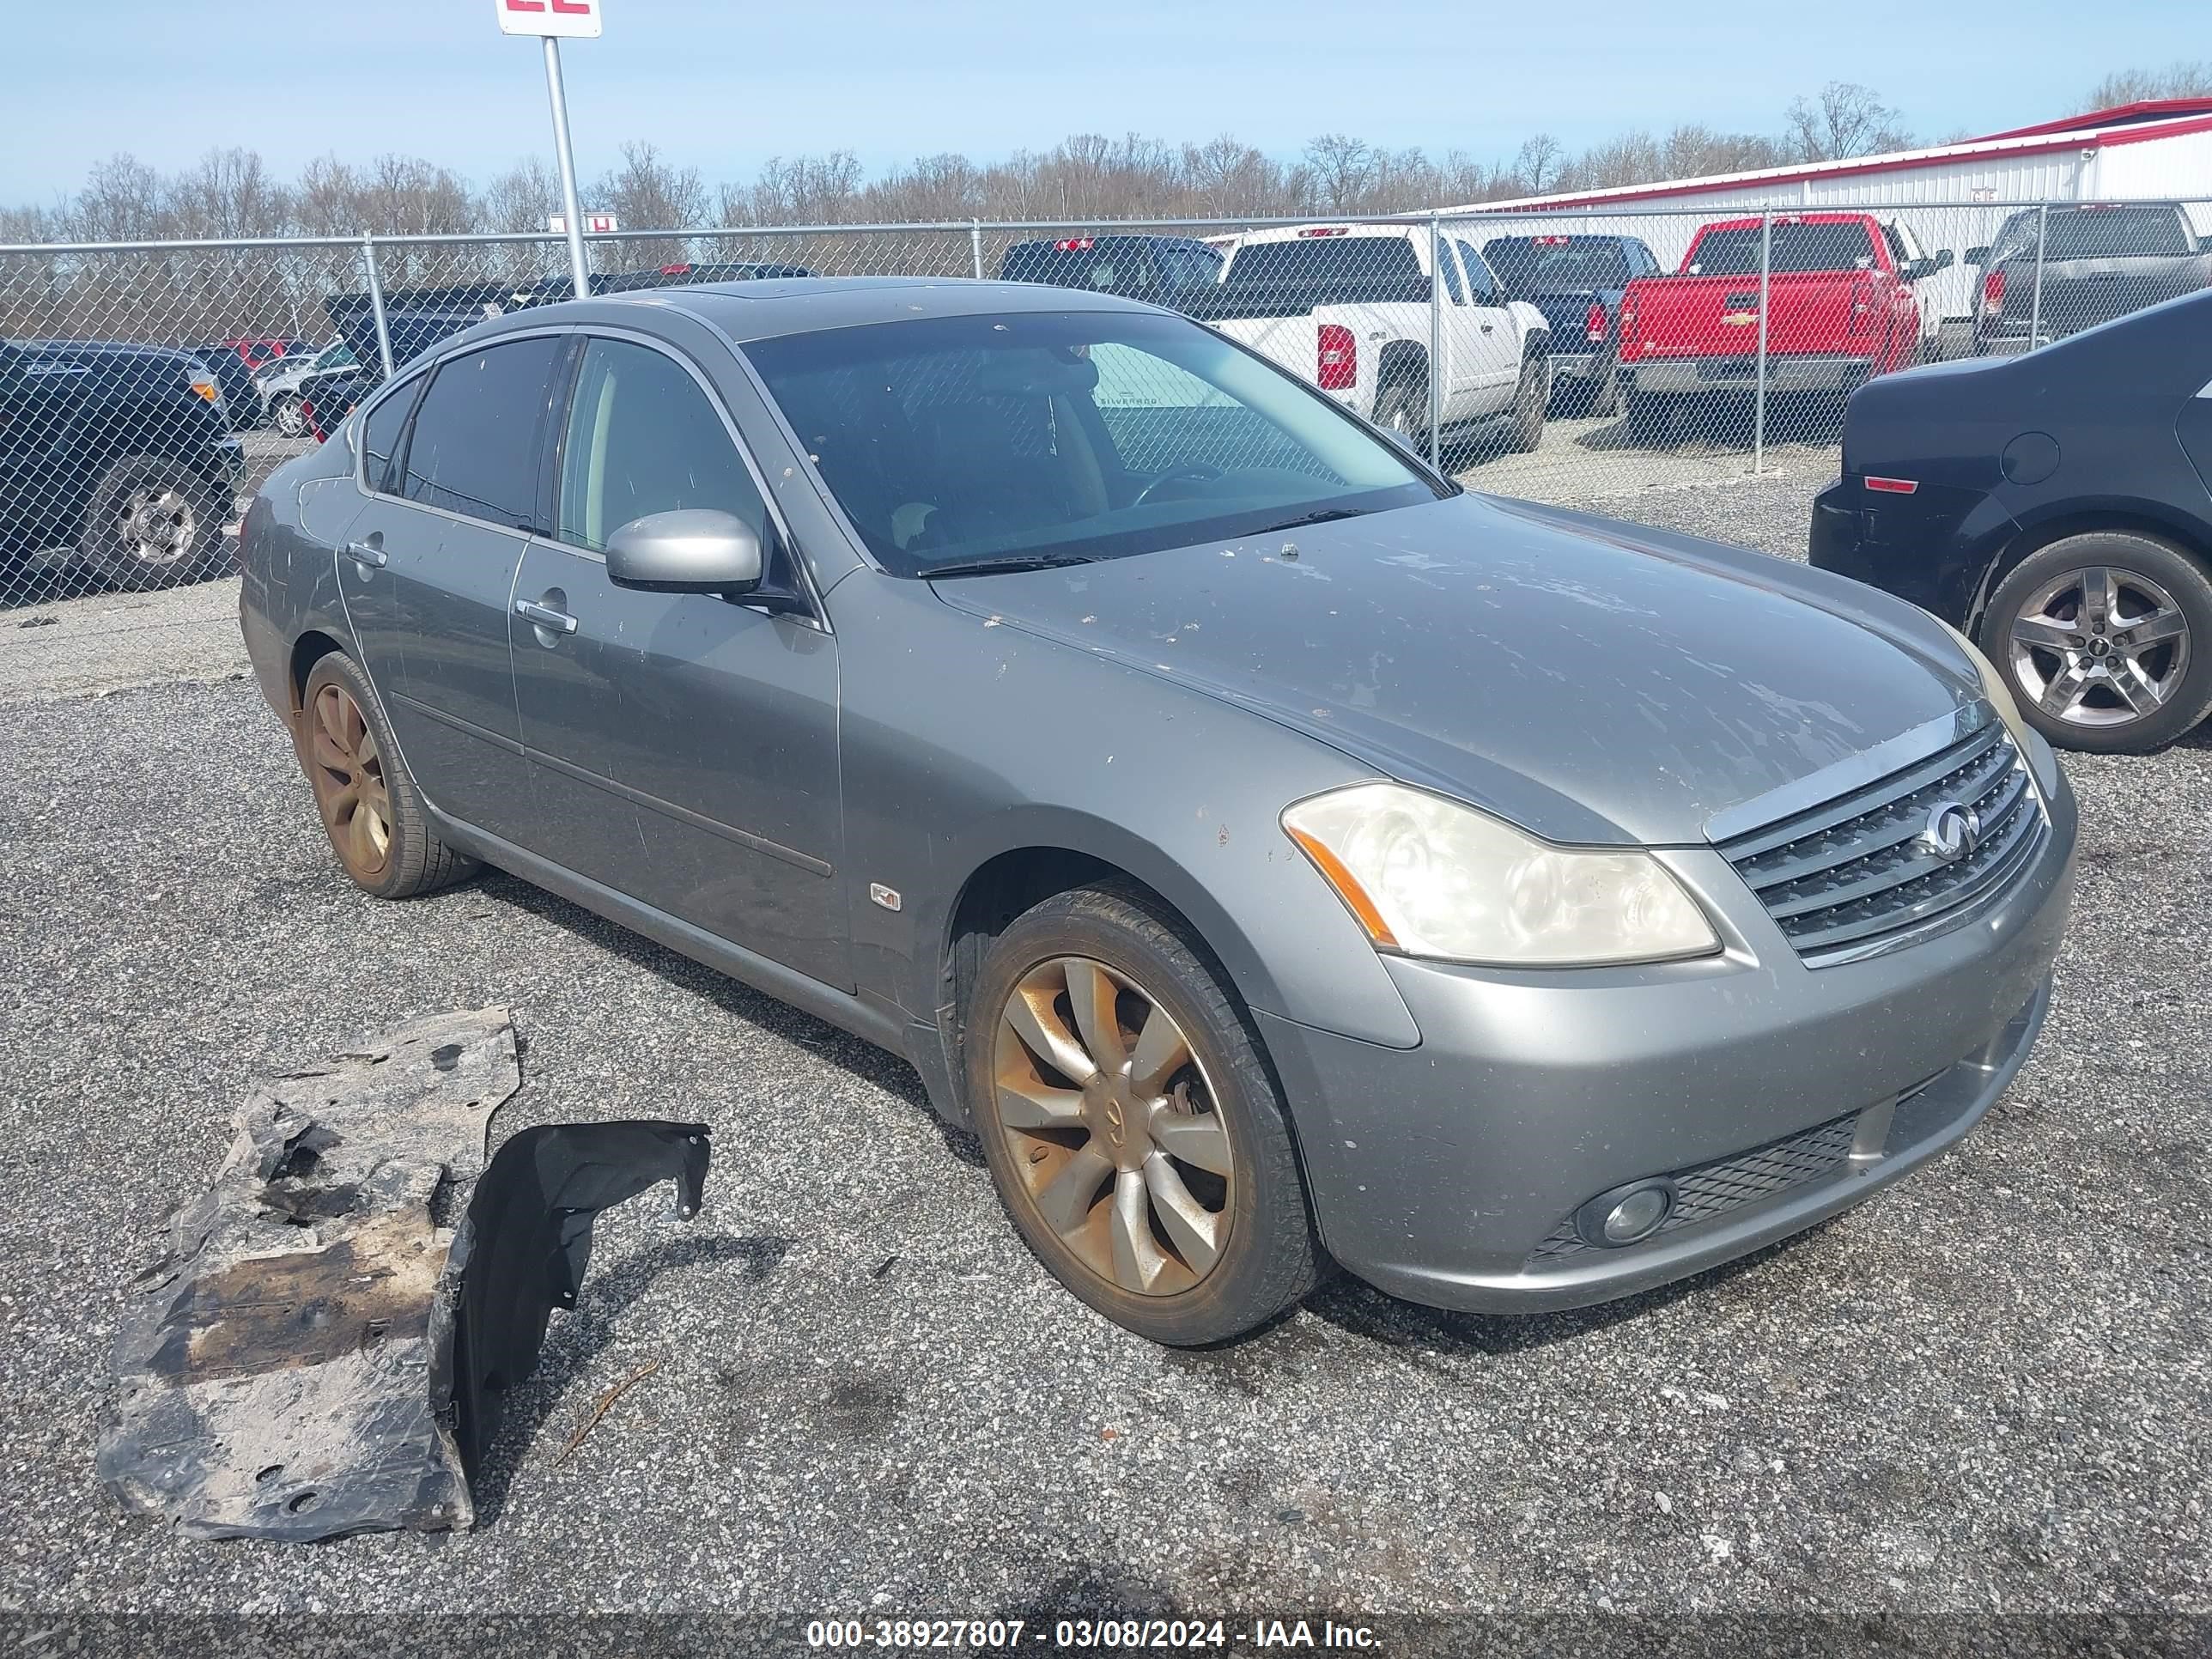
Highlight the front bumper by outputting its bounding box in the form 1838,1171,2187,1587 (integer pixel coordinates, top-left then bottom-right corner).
1629,355,1872,395
209,435,246,489
1260,763,2076,1314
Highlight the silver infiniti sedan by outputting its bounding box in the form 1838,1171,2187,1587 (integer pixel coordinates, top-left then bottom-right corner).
238,278,2076,1345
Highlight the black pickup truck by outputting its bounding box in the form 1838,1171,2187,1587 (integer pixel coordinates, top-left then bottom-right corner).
0,337,245,589
1975,201,2212,353
1481,234,1662,416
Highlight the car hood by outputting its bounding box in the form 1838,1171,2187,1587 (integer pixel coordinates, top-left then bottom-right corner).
929,493,1983,846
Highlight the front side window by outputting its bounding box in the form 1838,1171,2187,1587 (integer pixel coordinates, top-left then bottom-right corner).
556,337,774,553
743,308,1445,578
400,337,562,527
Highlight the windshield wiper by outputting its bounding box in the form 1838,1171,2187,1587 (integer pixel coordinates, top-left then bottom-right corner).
920,553,1100,579
1246,507,1370,534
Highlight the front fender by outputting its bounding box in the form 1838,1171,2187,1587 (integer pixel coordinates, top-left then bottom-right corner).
830,574,1422,1053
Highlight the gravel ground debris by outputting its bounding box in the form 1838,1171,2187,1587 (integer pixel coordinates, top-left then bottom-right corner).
0,463,2207,1635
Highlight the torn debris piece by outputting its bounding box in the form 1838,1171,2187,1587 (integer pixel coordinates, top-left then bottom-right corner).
435,1119,710,1479
95,1009,712,1542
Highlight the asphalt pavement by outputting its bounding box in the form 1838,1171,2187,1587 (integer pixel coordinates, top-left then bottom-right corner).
0,440,2205,1645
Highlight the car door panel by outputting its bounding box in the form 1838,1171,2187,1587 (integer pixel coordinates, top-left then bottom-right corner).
512,331,849,989
338,340,558,844
1455,240,1522,410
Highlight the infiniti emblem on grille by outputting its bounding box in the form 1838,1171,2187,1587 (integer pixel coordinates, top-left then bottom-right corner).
1917,801,1982,864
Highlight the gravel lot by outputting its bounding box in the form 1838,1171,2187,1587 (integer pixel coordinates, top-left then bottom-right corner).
1,436,2207,1647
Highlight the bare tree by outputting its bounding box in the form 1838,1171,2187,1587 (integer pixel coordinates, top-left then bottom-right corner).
1515,134,1565,195
1786,82,1915,162
481,156,562,234
2083,61,2212,108
1303,134,1376,212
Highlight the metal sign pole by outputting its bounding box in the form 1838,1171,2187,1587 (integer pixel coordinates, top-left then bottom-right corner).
543,37,592,301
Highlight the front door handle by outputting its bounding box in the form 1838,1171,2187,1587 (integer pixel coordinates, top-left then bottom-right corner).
514,597,578,635
344,538,386,570
1480,323,1495,333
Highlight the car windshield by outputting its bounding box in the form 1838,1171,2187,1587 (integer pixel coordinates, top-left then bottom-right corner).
742,309,1444,578
1485,238,1631,293
1686,222,1877,275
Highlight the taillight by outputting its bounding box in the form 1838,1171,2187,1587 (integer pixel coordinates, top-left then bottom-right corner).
1618,295,1638,356
1982,268,2006,317
1585,301,1608,343
1317,324,1356,391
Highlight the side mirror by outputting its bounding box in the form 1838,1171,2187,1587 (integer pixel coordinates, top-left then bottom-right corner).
1965,246,1990,267
1931,249,1954,273
605,508,763,595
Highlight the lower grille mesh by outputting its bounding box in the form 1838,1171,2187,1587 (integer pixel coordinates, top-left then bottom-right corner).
1527,1109,1861,1264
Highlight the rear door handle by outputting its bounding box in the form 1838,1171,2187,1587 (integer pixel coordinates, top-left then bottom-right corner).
514,598,578,635
344,538,386,569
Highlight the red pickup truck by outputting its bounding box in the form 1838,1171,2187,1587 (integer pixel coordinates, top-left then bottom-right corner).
1615,213,1937,434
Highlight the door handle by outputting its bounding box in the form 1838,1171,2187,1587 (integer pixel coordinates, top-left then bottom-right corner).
1480,323,1495,333
514,598,578,635
344,538,386,569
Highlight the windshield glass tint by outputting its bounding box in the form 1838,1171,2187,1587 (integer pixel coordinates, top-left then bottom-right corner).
743,309,1443,577
2040,209,2193,259
1226,236,1424,286
1485,239,1631,292
1686,223,1877,276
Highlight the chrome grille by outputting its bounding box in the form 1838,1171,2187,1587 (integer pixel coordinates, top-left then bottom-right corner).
1717,720,2047,964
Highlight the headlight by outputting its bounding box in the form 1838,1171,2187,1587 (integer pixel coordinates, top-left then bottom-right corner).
1933,615,2042,757
1281,782,1719,967
186,370,222,408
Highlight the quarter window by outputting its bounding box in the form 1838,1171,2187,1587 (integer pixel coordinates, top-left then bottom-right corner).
400,337,562,528
361,377,424,495
556,337,773,554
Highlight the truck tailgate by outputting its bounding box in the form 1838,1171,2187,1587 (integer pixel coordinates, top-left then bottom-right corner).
1206,314,1317,381
1624,271,1876,362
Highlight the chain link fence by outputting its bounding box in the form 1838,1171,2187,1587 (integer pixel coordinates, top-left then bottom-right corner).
3,196,2206,631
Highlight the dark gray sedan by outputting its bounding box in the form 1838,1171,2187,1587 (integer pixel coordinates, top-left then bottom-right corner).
239,278,2076,1345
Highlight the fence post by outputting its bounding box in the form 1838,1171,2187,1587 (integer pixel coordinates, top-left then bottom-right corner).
1427,213,1443,470
1753,208,1773,475
970,219,984,280
360,234,395,380
2027,201,2050,352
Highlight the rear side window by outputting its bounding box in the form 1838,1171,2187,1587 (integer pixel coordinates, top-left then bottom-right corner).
400,337,562,527
361,378,424,495
556,337,773,554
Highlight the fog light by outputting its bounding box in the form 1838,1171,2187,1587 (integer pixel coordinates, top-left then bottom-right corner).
1574,1179,1678,1249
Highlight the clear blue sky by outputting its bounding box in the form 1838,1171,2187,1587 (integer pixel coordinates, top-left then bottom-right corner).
3,0,2201,204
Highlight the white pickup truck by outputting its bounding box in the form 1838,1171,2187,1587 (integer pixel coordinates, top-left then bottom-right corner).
1188,222,1553,454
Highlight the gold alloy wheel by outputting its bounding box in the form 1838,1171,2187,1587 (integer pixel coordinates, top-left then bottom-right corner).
992,956,1235,1297
307,682,393,878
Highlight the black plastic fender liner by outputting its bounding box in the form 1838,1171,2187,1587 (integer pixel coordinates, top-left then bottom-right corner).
432,1121,712,1479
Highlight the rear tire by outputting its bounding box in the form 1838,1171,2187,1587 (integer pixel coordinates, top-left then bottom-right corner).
963,883,1318,1346
1505,354,1548,454
1583,357,1621,419
1978,531,2212,754
271,393,307,440
76,454,228,591
1376,374,1431,459
297,652,480,898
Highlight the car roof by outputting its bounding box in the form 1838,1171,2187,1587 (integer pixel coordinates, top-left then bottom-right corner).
469,276,1171,346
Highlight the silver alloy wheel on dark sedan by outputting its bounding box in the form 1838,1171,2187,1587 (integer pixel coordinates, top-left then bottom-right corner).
1983,529,2212,753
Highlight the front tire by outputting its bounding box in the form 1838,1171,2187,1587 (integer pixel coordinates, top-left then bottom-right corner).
76,454,228,591
1978,531,2212,754
271,393,308,439
1624,388,1674,446
297,652,480,897
963,884,1317,1346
